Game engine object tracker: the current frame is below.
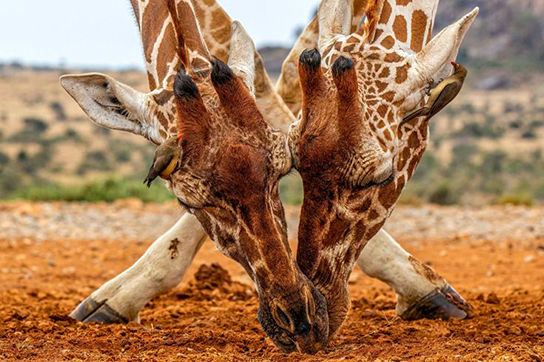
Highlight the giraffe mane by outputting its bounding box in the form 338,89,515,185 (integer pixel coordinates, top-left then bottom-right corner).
360,0,382,42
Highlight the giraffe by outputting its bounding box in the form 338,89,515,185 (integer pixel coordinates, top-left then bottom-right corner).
60,0,473,351
278,0,475,323
62,0,329,353
288,0,478,337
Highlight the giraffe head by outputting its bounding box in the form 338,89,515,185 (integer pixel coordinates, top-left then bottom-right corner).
288,0,478,336
169,58,329,353
60,0,327,353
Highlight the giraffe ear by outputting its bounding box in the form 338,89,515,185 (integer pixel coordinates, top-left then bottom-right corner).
228,21,256,97
60,73,162,144
406,8,479,92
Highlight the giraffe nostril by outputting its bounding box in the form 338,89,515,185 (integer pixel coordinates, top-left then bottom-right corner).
273,305,294,332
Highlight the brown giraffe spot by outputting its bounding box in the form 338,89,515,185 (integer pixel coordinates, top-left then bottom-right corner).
384,129,393,141
156,111,170,130
147,74,157,90
387,110,395,122
385,52,402,63
411,10,428,52
408,131,420,149
369,208,380,220
169,238,180,260
153,89,174,106
396,0,411,5
343,43,356,53
366,99,378,106
374,63,381,72
409,256,443,284
393,16,408,42
378,67,390,78
376,81,388,92
353,223,367,247
348,35,360,43
366,222,385,241
382,91,395,101
369,122,377,132
141,2,170,64
373,29,383,41
378,183,397,209
395,64,409,83
159,129,167,140
400,146,411,168
176,2,210,58
377,120,386,129
377,105,388,118
378,137,388,151
407,156,419,178
397,174,406,191
379,1,392,24
156,22,178,85
381,36,395,49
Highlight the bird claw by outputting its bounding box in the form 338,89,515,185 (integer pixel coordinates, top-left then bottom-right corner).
425,78,443,96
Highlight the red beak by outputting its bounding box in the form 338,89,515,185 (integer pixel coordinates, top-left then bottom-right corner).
451,61,458,67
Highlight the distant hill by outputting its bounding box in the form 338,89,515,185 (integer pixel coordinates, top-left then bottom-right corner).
436,0,544,70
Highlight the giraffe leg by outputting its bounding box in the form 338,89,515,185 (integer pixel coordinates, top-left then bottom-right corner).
70,213,207,323
357,229,474,321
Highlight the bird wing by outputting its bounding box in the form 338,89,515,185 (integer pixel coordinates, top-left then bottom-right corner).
428,82,461,119
144,152,173,187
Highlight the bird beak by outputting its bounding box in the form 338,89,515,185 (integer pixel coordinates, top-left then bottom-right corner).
451,61,458,68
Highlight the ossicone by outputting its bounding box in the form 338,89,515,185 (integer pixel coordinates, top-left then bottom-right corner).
332,56,355,79
299,49,322,71
211,59,235,86
174,70,200,100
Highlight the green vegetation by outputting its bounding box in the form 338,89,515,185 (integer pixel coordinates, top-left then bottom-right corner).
279,172,304,205
402,145,544,205
9,117,49,143
12,177,174,203
77,151,111,175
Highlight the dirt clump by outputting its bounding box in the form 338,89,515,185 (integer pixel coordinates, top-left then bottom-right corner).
176,263,254,302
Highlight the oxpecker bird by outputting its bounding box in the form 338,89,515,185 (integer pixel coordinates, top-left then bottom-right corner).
144,136,182,187
401,61,468,126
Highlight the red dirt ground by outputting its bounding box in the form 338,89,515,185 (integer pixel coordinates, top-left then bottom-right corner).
1,235,543,361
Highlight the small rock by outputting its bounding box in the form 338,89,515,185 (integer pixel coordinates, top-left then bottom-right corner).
524,255,535,263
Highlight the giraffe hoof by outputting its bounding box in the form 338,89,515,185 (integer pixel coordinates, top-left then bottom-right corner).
400,285,474,321
70,297,129,324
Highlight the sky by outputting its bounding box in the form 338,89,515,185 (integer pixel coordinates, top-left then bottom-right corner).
0,0,320,69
